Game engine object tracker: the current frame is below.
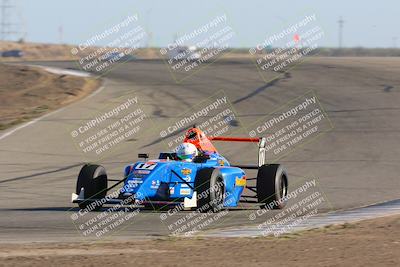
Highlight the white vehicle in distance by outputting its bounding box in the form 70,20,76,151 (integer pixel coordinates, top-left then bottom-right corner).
167,45,201,62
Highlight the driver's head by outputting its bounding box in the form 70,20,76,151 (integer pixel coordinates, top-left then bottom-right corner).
176,142,198,162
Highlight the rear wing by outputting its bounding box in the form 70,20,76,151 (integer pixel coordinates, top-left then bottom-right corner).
208,136,267,168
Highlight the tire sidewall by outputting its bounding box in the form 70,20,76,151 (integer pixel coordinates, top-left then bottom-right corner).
275,166,288,208
209,169,225,212
274,165,287,201
195,168,225,212
257,164,288,209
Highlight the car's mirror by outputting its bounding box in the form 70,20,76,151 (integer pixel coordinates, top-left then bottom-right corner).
138,153,149,160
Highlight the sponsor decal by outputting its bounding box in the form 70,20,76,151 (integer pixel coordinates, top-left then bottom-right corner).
180,176,192,188
150,180,161,189
180,188,191,195
235,176,246,187
170,187,175,195
181,168,192,176
135,170,150,175
127,178,143,188
135,162,157,170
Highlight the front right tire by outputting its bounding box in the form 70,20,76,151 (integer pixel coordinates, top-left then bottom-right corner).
256,164,288,209
194,168,225,212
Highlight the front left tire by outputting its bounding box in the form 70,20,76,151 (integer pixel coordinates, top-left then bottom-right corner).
76,164,108,210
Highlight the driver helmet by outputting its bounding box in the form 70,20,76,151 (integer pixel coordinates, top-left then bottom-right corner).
176,142,198,162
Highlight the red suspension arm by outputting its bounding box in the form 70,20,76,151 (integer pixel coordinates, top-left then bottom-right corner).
208,136,260,143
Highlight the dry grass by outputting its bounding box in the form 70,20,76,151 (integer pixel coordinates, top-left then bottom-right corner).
0,63,100,130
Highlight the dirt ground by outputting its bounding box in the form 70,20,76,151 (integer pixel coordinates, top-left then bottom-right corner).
0,41,161,61
0,215,399,267
0,63,100,130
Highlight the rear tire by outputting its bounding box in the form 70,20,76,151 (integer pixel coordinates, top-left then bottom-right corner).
76,164,108,210
256,164,288,209
194,168,225,212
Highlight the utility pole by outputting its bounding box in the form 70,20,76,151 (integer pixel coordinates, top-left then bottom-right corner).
0,0,17,41
338,16,344,48
392,37,397,48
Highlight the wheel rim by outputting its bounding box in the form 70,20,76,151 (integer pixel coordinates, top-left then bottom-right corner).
214,177,225,207
279,174,288,199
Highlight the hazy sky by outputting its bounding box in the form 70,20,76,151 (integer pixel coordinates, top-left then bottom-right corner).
7,0,400,47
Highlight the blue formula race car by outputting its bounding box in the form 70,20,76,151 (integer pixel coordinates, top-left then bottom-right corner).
72,127,289,212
